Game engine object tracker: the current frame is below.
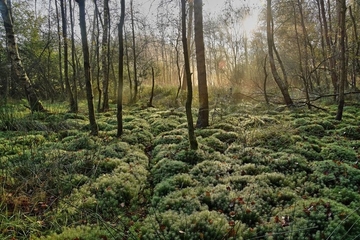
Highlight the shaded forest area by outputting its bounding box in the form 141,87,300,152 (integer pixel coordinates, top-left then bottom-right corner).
1,0,360,239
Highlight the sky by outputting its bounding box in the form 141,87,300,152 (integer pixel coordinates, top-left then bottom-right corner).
137,0,265,36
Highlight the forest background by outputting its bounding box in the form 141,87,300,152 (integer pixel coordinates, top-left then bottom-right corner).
1,0,360,239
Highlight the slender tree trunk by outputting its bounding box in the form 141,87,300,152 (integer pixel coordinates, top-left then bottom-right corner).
101,0,110,112
69,0,78,111
182,0,198,150
175,31,182,102
194,0,209,128
148,67,155,107
263,55,269,105
47,0,53,103
294,0,311,109
124,27,133,102
319,0,338,98
75,0,98,136
266,0,293,106
55,0,64,97
130,0,138,103
182,0,194,91
336,0,346,120
93,4,101,112
60,0,76,112
117,0,125,137
0,0,45,112
349,5,359,89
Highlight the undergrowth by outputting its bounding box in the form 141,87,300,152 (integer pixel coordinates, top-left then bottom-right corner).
0,96,360,239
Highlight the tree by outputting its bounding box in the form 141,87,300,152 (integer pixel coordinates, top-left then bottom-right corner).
75,0,98,136
335,0,346,120
117,0,125,137
266,0,293,106
60,0,77,112
68,0,78,111
101,0,110,112
194,0,209,128
130,0,139,103
0,0,46,112
182,0,198,150
55,0,65,97
181,0,193,91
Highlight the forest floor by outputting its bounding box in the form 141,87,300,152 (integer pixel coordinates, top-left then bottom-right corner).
1,92,360,239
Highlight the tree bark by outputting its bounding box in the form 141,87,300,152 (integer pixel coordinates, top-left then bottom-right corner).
55,0,65,97
60,0,76,112
336,0,346,120
266,0,293,106
194,0,209,128
0,0,45,112
69,0,78,112
117,0,125,137
319,0,338,97
130,0,138,103
75,0,98,136
101,0,110,112
182,0,198,150
148,67,155,107
182,0,194,91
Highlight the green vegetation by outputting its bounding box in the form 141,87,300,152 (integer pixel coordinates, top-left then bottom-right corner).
1,97,360,239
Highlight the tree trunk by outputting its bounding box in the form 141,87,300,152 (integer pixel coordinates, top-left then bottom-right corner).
130,0,138,103
101,0,110,112
93,3,101,112
69,0,78,112
266,0,293,106
319,0,338,98
117,0,125,137
75,0,98,136
0,0,45,112
336,0,346,120
182,0,198,150
194,0,209,128
148,67,155,107
60,0,76,112
263,55,269,105
55,0,65,97
349,6,359,89
293,0,311,109
124,27,133,102
182,0,194,91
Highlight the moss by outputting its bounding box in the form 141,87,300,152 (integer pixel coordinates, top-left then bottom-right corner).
311,160,360,188
339,126,360,140
212,131,239,144
199,136,227,153
154,188,203,214
153,134,185,146
238,163,269,176
139,210,241,240
297,124,325,137
151,119,179,136
63,134,97,151
250,126,294,151
290,141,323,161
99,141,130,159
34,225,113,240
190,160,230,184
195,128,220,138
321,144,357,163
151,158,190,184
211,122,237,131
174,149,206,165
